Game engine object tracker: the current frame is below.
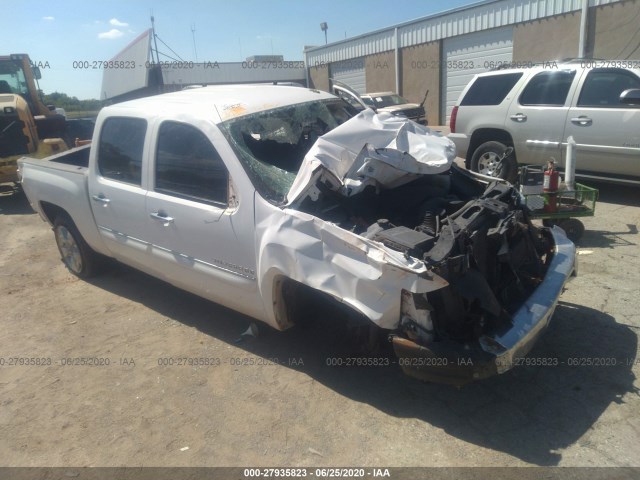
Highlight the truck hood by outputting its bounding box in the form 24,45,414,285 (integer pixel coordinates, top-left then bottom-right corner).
378,103,423,114
286,109,455,205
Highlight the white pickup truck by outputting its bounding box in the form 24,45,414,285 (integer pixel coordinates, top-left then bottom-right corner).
18,85,576,385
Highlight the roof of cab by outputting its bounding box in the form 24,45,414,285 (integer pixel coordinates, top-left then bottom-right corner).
101,85,337,123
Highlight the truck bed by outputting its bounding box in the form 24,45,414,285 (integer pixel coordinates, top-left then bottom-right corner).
44,144,91,168
18,146,108,257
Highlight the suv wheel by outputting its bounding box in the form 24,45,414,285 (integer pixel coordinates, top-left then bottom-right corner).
470,141,518,183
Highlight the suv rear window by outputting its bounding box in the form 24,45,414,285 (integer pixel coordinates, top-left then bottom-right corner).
519,70,576,106
460,73,522,106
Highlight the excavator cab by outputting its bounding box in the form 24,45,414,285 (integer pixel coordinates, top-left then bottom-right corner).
0,54,68,184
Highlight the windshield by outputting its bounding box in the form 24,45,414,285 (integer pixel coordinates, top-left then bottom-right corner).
0,60,29,98
369,94,409,108
219,99,357,204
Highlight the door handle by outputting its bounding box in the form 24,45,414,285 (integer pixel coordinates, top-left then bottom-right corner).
91,194,110,205
149,211,174,226
510,113,527,122
571,116,592,126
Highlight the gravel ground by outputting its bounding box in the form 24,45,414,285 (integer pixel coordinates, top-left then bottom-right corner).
0,179,639,469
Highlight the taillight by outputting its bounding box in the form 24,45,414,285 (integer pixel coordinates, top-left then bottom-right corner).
449,105,458,133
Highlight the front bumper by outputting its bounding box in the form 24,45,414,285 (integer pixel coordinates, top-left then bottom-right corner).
391,227,576,385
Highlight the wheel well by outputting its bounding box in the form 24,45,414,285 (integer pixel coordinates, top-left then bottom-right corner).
273,276,372,330
40,202,69,226
273,276,389,354
467,129,514,167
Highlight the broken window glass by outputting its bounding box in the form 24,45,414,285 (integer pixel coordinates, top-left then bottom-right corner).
220,99,356,204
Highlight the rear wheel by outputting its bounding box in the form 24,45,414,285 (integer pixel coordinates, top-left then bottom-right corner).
470,141,518,183
53,215,97,278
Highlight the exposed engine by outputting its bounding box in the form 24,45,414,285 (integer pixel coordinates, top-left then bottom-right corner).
296,164,552,344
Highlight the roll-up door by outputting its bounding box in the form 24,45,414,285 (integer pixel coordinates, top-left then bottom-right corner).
442,26,513,123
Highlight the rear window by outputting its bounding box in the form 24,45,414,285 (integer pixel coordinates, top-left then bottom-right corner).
98,117,147,185
460,73,523,106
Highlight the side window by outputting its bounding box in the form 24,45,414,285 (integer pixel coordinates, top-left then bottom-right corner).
98,117,147,185
155,121,228,205
578,69,640,107
460,73,523,106
519,70,576,106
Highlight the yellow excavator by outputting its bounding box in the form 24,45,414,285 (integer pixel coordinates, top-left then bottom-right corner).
0,54,92,185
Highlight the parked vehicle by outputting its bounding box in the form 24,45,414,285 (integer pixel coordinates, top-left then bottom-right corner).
331,81,428,125
448,60,640,184
360,92,427,125
19,85,576,385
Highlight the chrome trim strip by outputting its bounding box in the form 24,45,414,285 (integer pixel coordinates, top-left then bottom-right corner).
97,225,256,281
525,140,561,148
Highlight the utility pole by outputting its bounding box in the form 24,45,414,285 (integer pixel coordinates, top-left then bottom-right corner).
151,15,161,64
191,24,198,61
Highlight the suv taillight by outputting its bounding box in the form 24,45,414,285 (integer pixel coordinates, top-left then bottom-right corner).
449,106,458,133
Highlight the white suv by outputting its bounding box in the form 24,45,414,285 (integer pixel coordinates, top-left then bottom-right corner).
448,60,640,184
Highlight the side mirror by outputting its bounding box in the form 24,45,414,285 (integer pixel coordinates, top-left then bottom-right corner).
32,66,42,80
620,88,640,106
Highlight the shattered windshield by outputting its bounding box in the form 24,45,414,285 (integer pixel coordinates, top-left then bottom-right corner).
219,99,356,204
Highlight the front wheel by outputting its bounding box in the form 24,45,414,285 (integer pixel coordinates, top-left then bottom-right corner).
470,141,518,183
53,215,97,278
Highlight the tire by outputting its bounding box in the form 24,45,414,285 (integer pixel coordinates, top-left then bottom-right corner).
556,218,585,243
470,141,518,184
53,214,97,278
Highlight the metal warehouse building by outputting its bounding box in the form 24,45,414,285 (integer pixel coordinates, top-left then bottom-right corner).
304,0,640,125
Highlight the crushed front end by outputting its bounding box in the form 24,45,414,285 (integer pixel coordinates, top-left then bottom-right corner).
281,111,577,384
389,174,576,384
223,103,577,384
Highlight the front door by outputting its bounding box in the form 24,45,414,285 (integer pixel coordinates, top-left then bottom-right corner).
564,68,640,177
144,120,261,319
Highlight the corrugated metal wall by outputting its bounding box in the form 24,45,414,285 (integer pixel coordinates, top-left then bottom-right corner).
442,26,514,122
330,58,366,93
160,63,305,86
305,0,620,65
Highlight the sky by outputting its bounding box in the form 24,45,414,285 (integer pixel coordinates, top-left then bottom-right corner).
4,0,480,100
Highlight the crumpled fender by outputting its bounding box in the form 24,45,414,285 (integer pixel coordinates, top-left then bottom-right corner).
254,195,448,331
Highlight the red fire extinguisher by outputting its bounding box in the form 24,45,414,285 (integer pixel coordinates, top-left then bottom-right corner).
543,159,560,212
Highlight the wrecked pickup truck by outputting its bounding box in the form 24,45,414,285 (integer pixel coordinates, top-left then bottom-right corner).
18,85,576,384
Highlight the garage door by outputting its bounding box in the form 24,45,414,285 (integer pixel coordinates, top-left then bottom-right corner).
330,58,366,94
442,26,513,123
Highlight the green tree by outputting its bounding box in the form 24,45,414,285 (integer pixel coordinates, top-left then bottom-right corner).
42,91,102,113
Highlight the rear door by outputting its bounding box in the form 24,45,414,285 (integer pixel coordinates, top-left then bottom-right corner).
564,68,640,177
88,116,153,270
506,69,579,167
144,120,262,318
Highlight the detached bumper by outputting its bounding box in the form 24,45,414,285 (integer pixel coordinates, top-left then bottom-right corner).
392,227,576,385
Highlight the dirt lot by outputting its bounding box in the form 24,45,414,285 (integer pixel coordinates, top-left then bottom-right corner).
1,180,639,469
